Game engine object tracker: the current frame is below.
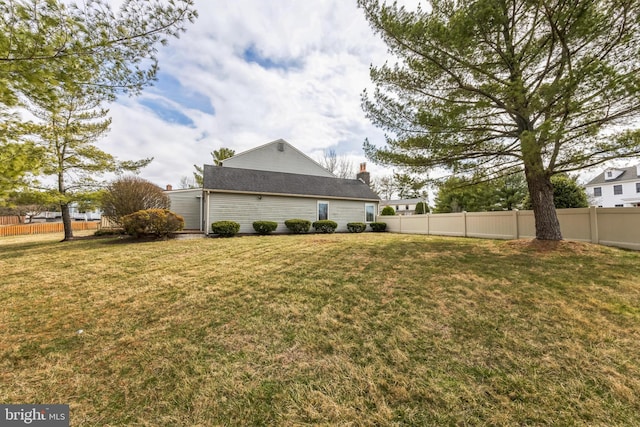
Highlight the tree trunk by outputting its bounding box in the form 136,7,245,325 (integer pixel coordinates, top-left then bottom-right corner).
61,203,74,241
525,169,563,240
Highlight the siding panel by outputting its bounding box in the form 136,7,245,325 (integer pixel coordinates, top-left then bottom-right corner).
167,190,202,230
207,194,375,234
326,200,369,232
222,140,334,177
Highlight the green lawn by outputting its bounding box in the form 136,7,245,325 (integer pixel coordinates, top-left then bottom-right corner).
2,232,640,425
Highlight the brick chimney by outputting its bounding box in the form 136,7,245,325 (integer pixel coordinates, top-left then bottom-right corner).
356,162,370,185
166,184,173,191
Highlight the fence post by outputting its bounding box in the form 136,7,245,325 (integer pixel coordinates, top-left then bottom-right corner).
589,206,599,244
463,211,467,237
426,213,430,235
513,209,519,239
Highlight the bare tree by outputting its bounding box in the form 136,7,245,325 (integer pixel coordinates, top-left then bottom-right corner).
318,149,354,179
373,175,396,200
179,176,198,189
102,176,170,225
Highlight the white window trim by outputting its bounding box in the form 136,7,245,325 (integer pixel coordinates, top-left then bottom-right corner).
317,201,329,221
365,203,376,223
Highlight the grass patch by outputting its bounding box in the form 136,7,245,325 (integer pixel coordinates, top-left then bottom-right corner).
1,233,640,425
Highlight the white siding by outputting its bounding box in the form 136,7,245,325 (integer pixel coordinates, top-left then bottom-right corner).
207,193,376,234
328,200,370,231
167,189,202,230
586,180,640,207
222,140,334,177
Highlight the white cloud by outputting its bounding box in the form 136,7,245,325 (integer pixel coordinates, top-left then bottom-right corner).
104,0,394,188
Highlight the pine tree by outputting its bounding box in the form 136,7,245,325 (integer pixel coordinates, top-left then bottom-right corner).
359,0,640,240
28,88,150,240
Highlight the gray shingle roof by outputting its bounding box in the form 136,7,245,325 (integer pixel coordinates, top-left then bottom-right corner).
203,165,380,201
585,166,639,186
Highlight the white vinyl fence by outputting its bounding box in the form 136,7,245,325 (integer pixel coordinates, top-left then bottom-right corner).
378,207,640,251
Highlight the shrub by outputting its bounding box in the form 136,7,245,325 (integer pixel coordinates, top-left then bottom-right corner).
211,221,240,237
369,222,387,232
380,206,396,215
415,201,430,214
101,176,171,225
313,220,338,233
122,209,184,238
284,219,311,234
253,221,278,235
347,222,367,233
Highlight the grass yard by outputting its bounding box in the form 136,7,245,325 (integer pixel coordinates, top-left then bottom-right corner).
1,232,640,426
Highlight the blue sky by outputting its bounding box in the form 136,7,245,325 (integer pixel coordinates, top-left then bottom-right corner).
100,0,416,188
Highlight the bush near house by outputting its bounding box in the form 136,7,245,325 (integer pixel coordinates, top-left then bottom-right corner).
370,222,387,232
381,206,396,215
122,209,184,238
211,221,240,237
284,219,311,234
313,220,338,233
253,221,278,235
347,222,367,233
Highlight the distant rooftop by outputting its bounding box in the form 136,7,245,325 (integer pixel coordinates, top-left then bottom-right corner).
585,165,639,186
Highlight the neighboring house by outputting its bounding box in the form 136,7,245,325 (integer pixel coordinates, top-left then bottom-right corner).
28,206,101,222
167,139,380,233
584,165,640,207
379,198,427,215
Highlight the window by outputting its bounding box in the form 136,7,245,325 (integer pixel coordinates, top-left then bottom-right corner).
615,204,623,207
636,183,640,193
318,201,329,220
405,205,409,210
594,187,602,197
614,185,623,195
607,171,613,178
365,204,375,223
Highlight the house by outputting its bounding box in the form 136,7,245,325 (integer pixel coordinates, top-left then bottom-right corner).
379,198,427,215
584,165,640,207
27,205,101,223
167,139,380,234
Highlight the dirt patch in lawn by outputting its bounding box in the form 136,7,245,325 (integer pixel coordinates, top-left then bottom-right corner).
505,238,596,254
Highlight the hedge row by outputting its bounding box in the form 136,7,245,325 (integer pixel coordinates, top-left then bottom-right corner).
208,219,387,237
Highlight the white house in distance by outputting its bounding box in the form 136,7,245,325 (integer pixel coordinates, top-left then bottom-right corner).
379,198,426,215
584,165,640,207
167,139,380,234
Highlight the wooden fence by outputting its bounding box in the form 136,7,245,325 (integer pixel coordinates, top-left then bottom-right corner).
379,207,640,251
0,216,25,226
0,221,100,237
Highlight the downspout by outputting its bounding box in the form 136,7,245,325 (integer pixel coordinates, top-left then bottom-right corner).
204,190,210,235
199,190,204,233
